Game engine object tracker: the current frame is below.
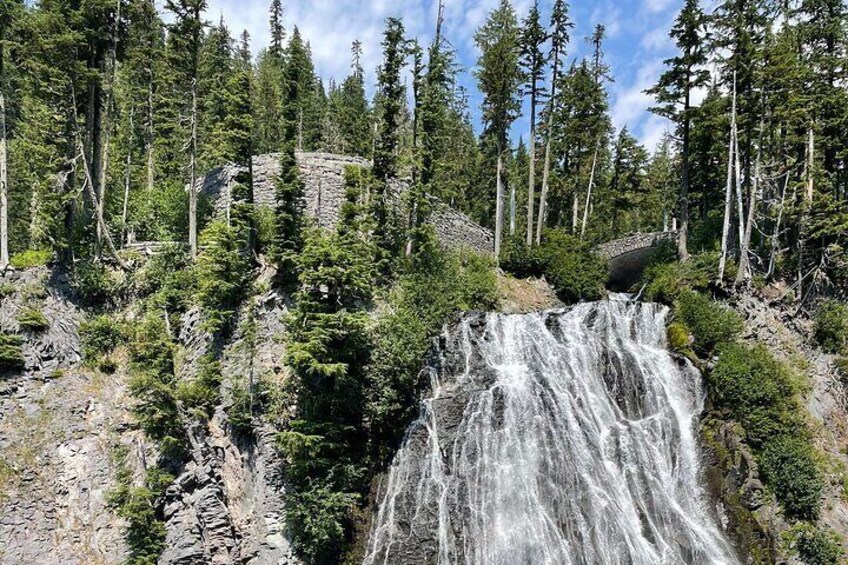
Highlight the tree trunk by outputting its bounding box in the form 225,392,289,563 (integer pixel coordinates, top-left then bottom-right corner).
767,172,789,279
678,85,691,262
494,152,504,259
736,144,760,285
509,182,516,236
122,107,134,246
526,94,537,245
0,79,8,269
146,68,155,192
537,126,552,245
189,78,198,259
718,79,737,284
580,146,599,239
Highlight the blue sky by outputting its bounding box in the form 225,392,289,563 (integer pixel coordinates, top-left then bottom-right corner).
195,0,685,152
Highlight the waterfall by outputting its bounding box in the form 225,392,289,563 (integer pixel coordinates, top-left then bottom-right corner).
363,299,739,565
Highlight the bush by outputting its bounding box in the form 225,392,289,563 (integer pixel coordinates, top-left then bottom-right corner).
758,435,823,521
814,299,848,354
674,290,742,355
72,259,125,307
177,355,222,419
710,343,822,520
0,282,16,298
16,307,49,332
0,333,25,373
642,252,721,304
9,249,52,269
501,230,606,304
80,315,127,361
666,322,692,353
286,483,358,565
793,523,844,565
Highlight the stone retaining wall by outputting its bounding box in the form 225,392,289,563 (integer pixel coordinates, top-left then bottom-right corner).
199,152,494,255
595,231,677,260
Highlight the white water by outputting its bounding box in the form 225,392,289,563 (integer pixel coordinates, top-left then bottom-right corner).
363,299,739,565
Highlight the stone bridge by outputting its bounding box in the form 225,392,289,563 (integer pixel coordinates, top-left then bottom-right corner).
595,231,678,290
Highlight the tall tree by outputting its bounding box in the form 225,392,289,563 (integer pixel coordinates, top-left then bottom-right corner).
647,0,710,261
269,0,285,57
536,0,572,244
165,0,207,258
374,17,406,183
475,0,522,258
0,0,20,268
520,0,547,245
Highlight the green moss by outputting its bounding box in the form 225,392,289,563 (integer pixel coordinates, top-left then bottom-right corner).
16,307,49,332
814,299,848,354
675,290,743,355
9,249,52,269
666,322,692,353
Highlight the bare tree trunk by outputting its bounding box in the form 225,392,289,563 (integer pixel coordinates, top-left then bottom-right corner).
526,100,537,245
733,115,744,248
798,128,814,294
189,78,198,259
494,152,504,259
678,86,691,262
736,143,760,285
122,107,134,246
536,128,552,245
572,191,579,234
767,172,789,279
718,76,737,283
580,146,599,240
146,74,155,192
0,81,8,269
509,182,516,236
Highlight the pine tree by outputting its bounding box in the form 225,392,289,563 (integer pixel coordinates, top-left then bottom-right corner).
374,17,406,182
647,0,710,260
520,0,547,245
536,0,572,244
607,127,649,237
475,0,522,257
0,0,22,267
165,0,207,259
269,0,285,58
284,28,322,152
332,41,371,157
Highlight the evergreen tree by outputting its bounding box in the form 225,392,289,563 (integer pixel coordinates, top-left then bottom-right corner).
284,28,322,152
332,41,371,157
607,127,649,237
647,0,710,260
474,0,522,257
520,0,547,245
269,0,285,57
165,0,207,258
374,17,406,182
536,0,572,243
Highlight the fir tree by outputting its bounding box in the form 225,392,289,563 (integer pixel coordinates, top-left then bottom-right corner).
647,0,710,260
374,17,407,182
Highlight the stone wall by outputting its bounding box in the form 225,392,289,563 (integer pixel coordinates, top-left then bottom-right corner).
594,231,677,260
200,152,494,255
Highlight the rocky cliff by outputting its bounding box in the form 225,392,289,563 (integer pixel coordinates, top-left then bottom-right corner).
0,268,301,565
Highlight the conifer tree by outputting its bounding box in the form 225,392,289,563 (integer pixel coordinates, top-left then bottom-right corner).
520,0,547,245
332,41,371,157
647,0,709,260
269,0,285,57
536,0,572,244
475,0,522,257
165,0,207,258
0,0,21,268
374,17,407,183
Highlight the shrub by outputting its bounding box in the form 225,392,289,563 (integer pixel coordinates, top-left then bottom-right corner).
709,343,802,446
0,282,16,298
793,523,844,565
501,230,606,304
642,252,721,304
9,249,52,269
72,259,124,307
16,307,49,332
286,483,358,565
758,435,823,521
177,355,222,419
666,322,692,353
814,299,848,354
80,315,127,361
674,290,742,355
0,333,25,373
228,383,258,434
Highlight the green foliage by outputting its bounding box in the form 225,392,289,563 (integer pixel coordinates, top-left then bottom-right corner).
9,249,52,270
710,343,822,520
71,260,125,308
177,355,222,420
366,237,498,461
642,251,721,304
195,221,251,334
813,299,848,354
666,322,692,353
108,446,172,565
227,382,258,434
791,523,844,565
501,230,606,304
80,315,127,361
16,307,49,332
128,312,184,459
0,283,15,298
0,333,25,373
674,290,742,355
286,482,358,565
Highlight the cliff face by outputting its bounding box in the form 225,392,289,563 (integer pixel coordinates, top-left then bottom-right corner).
0,268,301,565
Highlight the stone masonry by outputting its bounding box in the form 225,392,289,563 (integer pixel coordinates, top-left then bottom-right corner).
199,152,494,255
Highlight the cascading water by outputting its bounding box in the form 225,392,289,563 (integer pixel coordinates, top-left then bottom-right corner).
363,298,739,565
